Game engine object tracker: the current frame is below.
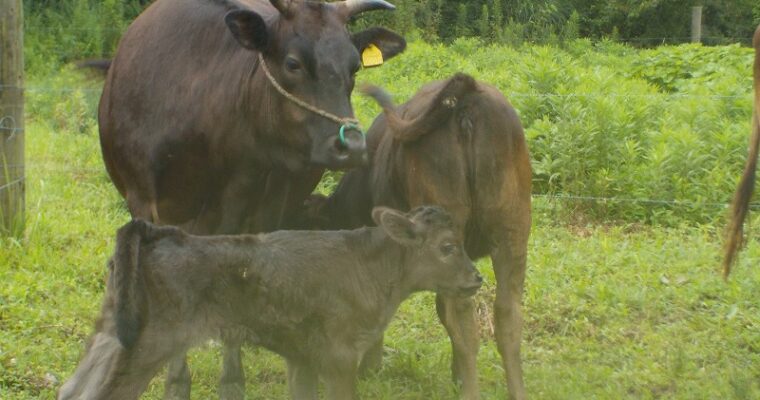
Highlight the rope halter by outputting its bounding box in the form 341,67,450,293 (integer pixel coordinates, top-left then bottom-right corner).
258,53,362,145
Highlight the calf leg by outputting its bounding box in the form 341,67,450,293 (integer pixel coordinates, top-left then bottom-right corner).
492,236,528,400
323,366,359,400
358,336,383,375
286,359,319,400
164,354,191,400
219,343,245,400
435,294,479,400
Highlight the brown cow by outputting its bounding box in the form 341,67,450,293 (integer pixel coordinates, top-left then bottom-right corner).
304,73,532,400
723,25,760,278
57,206,482,400
98,0,404,397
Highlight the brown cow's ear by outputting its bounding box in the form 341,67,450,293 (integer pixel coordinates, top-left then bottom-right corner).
352,27,406,65
225,10,269,51
374,207,421,246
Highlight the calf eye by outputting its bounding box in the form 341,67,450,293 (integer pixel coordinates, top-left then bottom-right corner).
351,62,361,75
285,57,302,72
440,243,458,256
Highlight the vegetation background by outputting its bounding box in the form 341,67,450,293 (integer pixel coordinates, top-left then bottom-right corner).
2,0,760,399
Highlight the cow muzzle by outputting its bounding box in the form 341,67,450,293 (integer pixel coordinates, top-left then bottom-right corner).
312,126,367,169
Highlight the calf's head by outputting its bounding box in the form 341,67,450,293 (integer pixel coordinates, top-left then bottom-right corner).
225,0,406,170
374,206,483,296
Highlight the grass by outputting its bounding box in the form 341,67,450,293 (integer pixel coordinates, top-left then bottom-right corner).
2,43,760,398
1,106,759,399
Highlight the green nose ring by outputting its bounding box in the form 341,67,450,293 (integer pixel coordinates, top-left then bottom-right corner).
339,122,363,146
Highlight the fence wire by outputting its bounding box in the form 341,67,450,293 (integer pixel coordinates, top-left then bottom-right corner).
1,160,755,211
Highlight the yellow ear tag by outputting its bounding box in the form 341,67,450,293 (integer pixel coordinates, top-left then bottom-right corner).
362,44,384,68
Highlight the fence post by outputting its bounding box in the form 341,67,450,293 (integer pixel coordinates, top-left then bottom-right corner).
691,6,702,43
0,0,25,236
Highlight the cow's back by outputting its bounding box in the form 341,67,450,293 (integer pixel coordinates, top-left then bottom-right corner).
370,80,531,259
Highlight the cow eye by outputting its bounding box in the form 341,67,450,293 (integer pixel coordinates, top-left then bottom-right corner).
285,57,302,72
440,243,458,256
351,62,361,75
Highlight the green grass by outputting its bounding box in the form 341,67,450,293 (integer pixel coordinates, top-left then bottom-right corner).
3,40,760,398
2,105,760,399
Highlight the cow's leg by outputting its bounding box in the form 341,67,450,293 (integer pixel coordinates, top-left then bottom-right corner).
435,294,479,400
358,335,383,375
491,227,528,400
250,170,294,233
322,362,359,400
219,342,245,400
164,354,191,400
286,359,319,400
126,189,159,223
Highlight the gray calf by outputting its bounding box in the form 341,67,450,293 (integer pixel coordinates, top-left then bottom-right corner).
58,206,482,400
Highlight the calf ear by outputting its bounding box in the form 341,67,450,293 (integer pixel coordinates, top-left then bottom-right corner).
225,10,269,51
373,207,421,246
352,27,406,65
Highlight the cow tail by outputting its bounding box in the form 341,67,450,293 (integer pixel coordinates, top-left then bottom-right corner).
111,219,149,348
723,25,760,278
361,73,478,142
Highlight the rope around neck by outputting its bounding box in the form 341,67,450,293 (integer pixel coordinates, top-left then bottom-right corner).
258,53,361,143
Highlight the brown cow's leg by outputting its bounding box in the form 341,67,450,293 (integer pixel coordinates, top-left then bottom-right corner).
492,235,528,400
219,343,245,400
286,359,319,400
435,294,480,400
126,190,159,223
164,354,191,400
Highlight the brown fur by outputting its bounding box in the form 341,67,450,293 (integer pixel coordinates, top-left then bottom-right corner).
98,1,405,397
723,25,760,278
304,73,532,400
58,207,482,400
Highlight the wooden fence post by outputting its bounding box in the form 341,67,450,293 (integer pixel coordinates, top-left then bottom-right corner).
691,6,703,43
0,0,25,236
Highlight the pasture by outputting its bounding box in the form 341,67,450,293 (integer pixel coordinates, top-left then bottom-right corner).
2,39,760,399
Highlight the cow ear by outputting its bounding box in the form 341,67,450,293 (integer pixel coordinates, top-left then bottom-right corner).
352,27,406,65
373,207,420,246
225,10,269,51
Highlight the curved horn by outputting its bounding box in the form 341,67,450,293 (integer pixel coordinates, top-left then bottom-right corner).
336,0,396,19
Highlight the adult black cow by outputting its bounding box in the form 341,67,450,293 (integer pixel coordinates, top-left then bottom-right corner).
303,74,532,400
97,0,405,398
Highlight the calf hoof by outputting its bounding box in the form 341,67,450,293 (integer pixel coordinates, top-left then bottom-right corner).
163,383,191,400
219,382,245,400
358,347,383,377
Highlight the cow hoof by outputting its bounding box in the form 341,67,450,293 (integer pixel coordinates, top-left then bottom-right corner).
219,382,245,400
358,346,383,377
163,384,191,400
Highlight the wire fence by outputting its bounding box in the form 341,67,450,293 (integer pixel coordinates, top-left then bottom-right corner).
1,159,757,211
2,33,757,215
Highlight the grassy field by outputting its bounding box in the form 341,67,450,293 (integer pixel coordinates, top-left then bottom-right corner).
1,104,759,400
2,41,760,398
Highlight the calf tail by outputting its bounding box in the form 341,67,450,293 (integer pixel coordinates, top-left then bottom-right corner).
723,25,760,278
111,219,149,348
361,73,478,142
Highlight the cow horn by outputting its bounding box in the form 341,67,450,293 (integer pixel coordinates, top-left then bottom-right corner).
270,0,293,18
336,0,396,19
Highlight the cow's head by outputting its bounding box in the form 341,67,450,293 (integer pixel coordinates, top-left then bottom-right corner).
373,206,483,297
225,0,406,170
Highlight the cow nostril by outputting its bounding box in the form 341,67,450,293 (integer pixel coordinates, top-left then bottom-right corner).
333,136,348,153
476,274,484,283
